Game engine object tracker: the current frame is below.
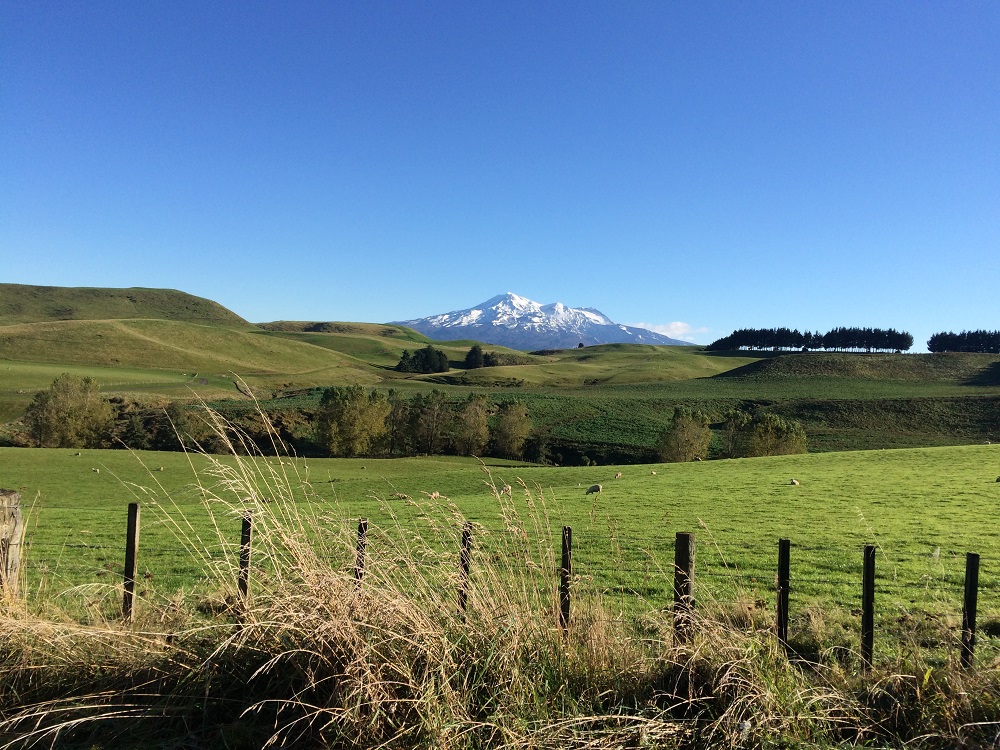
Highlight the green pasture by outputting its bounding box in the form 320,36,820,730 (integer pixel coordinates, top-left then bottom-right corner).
4,444,1000,662
442,345,763,388
0,360,240,422
0,319,359,373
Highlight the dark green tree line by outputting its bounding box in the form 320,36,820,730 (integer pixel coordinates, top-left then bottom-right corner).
927,330,1000,353
707,327,913,353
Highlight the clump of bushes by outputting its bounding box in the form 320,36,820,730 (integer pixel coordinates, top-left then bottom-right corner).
396,344,449,373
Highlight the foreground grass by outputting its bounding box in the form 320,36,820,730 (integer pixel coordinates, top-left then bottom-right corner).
5,434,1000,748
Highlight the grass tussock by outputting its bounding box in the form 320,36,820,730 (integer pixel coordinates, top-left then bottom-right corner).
3,409,1000,748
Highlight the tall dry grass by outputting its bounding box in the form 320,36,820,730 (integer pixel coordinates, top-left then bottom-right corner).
2,408,1000,748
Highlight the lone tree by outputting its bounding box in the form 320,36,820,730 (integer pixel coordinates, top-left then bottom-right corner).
658,406,712,462
23,374,114,448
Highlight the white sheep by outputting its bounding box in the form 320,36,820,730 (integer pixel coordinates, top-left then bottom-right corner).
790,479,799,486
650,470,657,475
614,472,623,479
585,484,602,495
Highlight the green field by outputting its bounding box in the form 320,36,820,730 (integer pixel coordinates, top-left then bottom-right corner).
5,443,1000,663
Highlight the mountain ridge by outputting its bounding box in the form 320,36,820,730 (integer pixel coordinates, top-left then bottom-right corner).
393,292,689,350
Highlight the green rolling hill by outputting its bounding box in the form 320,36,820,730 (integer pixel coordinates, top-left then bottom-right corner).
0,283,250,326
2,284,999,459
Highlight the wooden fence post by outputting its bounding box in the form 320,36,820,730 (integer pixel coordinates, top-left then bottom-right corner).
458,522,473,613
122,503,140,623
861,544,876,670
776,538,790,652
354,519,368,587
961,552,980,669
673,532,695,643
0,490,22,597
559,526,572,630
238,512,252,604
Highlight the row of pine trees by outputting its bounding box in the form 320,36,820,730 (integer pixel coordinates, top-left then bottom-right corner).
707,327,914,352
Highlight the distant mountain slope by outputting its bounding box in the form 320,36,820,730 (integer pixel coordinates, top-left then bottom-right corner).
393,292,689,350
0,284,249,326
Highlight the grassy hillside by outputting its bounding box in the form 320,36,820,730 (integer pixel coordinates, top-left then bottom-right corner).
439,344,762,387
0,284,249,326
717,350,1000,383
2,285,999,458
0,319,385,423
0,319,376,379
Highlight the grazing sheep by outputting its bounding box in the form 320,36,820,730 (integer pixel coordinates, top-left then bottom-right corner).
392,492,410,500
790,478,799,486
585,484,602,495
429,491,440,500
500,484,512,497
650,470,656,475
614,472,623,479
91,468,100,474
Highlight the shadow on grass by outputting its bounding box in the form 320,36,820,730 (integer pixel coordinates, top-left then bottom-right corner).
964,360,1000,386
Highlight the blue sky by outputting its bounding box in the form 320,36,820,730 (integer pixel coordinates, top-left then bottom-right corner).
2,2,997,349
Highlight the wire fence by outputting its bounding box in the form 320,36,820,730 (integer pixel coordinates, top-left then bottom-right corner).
5,500,997,666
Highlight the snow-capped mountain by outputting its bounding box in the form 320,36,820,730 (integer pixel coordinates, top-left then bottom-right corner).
393,293,689,350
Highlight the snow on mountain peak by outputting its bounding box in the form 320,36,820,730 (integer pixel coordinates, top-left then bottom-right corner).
393,293,689,349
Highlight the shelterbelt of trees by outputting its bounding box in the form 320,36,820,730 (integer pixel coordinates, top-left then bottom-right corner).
927,330,1000,353
707,327,914,352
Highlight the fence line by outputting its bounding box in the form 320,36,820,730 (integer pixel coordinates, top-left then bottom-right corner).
3,495,996,668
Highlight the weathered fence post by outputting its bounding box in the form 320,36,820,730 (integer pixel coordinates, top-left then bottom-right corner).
458,522,473,613
776,538,790,652
1,490,23,596
559,526,572,630
122,503,140,623
861,544,876,670
961,552,980,669
354,518,368,587
673,532,696,643
238,512,252,604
